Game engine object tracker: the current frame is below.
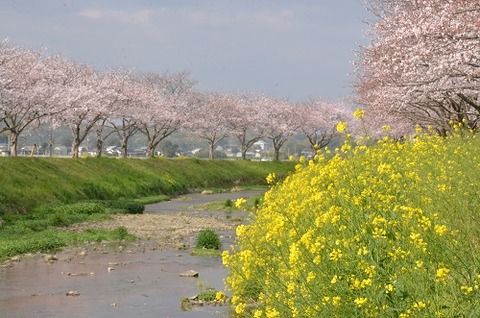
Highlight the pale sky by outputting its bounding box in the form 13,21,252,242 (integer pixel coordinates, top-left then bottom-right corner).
0,0,370,102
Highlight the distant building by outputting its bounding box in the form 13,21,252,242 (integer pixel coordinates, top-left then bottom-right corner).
253,140,268,151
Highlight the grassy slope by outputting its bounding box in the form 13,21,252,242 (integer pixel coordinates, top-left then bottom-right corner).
0,157,294,214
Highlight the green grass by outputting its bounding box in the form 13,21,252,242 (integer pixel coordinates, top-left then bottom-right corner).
0,200,139,262
0,157,293,214
191,193,266,212
133,194,171,205
190,248,223,257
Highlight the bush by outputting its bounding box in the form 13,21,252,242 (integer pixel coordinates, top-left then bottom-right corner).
195,229,221,250
224,127,480,317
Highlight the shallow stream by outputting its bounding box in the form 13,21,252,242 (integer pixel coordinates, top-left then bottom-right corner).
0,190,264,317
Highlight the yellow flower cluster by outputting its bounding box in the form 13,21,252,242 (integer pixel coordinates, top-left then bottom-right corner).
266,172,277,185
235,197,247,209
223,127,480,317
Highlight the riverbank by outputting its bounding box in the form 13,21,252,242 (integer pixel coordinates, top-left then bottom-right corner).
0,157,293,214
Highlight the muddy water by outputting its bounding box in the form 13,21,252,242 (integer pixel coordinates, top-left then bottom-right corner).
1,244,231,317
0,190,264,318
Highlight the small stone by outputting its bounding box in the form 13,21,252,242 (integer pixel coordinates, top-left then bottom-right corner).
179,270,199,277
67,272,89,277
44,254,58,262
107,267,115,271
66,290,80,296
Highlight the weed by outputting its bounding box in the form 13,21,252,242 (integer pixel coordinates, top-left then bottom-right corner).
195,229,221,250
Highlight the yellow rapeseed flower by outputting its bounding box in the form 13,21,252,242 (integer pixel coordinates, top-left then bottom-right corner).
235,302,247,314
353,108,365,119
215,291,226,302
434,224,447,236
332,296,341,307
336,121,347,133
413,301,426,309
385,284,395,293
235,197,247,209
436,266,450,283
330,249,343,261
354,297,368,307
330,275,339,284
266,172,277,185
461,285,473,295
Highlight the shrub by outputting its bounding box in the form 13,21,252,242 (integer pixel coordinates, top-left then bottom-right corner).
196,229,221,250
224,126,480,317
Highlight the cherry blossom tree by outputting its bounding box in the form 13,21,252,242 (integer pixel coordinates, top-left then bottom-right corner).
0,39,14,100
91,69,135,157
297,99,351,152
106,73,151,158
356,0,480,134
0,42,55,156
260,97,299,161
137,71,196,158
225,93,266,160
185,91,234,160
49,57,106,158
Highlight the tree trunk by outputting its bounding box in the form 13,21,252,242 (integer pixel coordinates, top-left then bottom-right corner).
95,138,103,158
95,126,103,158
146,139,155,158
208,141,214,160
9,132,18,157
121,134,129,159
71,137,81,158
274,147,280,161
241,144,247,160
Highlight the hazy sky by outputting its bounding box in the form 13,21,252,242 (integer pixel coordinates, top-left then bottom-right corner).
0,0,370,102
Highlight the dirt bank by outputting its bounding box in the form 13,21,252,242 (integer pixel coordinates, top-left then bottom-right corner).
66,189,263,248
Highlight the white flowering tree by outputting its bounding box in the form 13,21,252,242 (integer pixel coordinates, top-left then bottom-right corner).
106,72,152,158
49,57,106,158
0,42,57,156
137,71,196,158
297,99,351,152
90,69,137,157
185,91,234,160
355,0,480,133
224,93,266,160
260,97,299,161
